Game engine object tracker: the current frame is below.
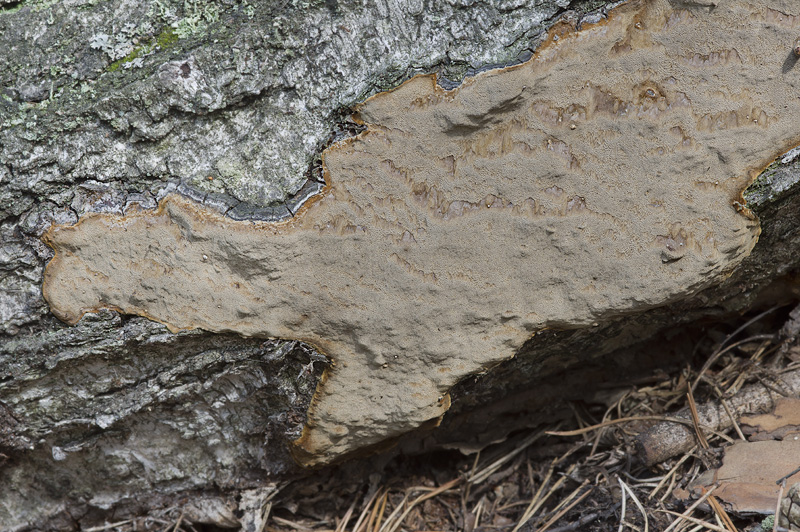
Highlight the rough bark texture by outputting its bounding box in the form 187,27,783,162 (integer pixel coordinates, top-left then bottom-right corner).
2,0,800,529
635,369,800,467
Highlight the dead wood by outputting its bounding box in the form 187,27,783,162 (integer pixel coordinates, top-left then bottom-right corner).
634,368,800,466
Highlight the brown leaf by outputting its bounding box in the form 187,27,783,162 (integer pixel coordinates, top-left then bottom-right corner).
694,440,800,514
741,398,800,441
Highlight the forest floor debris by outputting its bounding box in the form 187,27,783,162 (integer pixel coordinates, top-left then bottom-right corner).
109,302,800,532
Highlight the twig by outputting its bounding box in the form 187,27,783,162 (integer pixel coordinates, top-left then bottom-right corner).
618,478,627,532
707,495,737,532
774,480,786,532
636,368,800,465
686,388,709,450
777,466,800,486
372,491,388,532
379,478,460,532
659,471,680,504
511,458,555,531
548,415,731,442
468,429,546,485
171,513,185,532
537,485,592,532
511,462,576,532
549,479,589,515
619,479,648,532
548,416,695,436
657,510,728,532
662,485,718,532
620,472,665,484
725,339,774,394
334,499,356,532
352,488,382,532
376,489,408,532
272,516,316,530
258,502,273,532
649,448,696,500
547,512,600,532
712,384,746,441
83,520,135,532
469,497,484,532
692,333,777,392
463,452,481,504
592,397,623,457
692,305,780,391
365,489,382,532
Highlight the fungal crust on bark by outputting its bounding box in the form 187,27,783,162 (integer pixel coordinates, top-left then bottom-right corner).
42,0,800,466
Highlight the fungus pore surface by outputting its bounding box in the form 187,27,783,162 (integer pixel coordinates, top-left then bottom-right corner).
43,0,800,466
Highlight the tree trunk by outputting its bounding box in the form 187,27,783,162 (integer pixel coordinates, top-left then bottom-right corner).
2,0,800,529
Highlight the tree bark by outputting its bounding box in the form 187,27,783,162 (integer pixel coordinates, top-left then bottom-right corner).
2,0,800,529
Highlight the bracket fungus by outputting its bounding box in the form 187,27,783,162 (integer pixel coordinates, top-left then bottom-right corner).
43,0,800,466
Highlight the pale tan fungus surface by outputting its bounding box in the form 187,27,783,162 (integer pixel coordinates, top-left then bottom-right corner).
43,0,800,466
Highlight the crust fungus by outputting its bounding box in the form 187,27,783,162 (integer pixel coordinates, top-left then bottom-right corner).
43,0,800,466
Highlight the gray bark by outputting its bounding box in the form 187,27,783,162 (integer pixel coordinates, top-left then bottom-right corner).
2,0,800,529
